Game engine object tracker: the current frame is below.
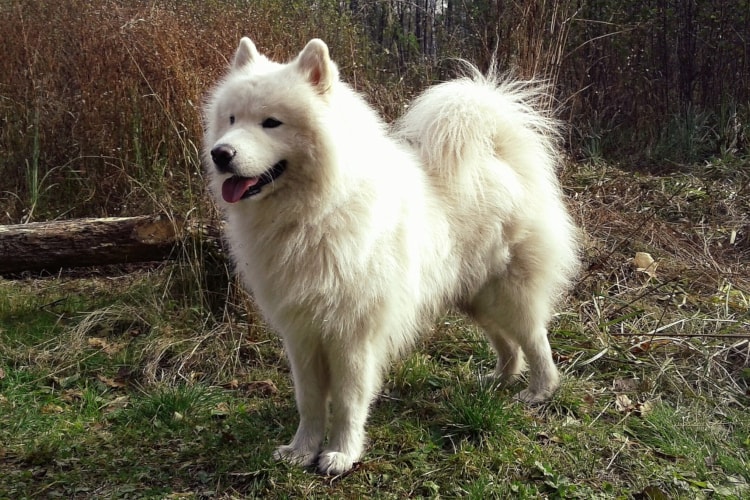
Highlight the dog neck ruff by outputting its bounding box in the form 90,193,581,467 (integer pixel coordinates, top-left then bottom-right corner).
222,160,287,203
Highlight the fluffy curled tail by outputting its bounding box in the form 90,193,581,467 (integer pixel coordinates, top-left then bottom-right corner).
393,63,561,188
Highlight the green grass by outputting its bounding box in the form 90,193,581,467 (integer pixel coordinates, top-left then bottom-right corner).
1,164,749,498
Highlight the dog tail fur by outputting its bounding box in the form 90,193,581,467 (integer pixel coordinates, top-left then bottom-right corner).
393,63,562,193
394,63,579,303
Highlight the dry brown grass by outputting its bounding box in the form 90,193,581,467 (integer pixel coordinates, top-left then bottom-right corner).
562,161,750,402
0,0,381,223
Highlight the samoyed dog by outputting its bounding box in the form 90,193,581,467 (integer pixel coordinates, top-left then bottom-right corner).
203,38,579,475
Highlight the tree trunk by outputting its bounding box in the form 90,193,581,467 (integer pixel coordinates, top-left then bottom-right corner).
0,215,210,274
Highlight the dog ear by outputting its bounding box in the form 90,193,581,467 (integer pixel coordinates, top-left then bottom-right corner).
233,37,260,69
296,39,337,94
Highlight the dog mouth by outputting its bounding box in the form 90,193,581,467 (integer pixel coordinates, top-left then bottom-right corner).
221,160,287,203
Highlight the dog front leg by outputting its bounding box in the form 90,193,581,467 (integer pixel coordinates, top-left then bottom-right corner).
273,339,329,467
316,339,383,475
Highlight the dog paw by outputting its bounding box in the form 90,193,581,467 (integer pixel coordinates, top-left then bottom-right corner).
273,444,318,468
317,450,355,476
515,387,554,405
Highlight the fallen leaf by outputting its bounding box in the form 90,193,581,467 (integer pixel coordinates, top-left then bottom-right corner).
0,367,5,379
87,337,126,355
629,339,671,354
88,336,110,349
634,400,654,416
615,394,633,412
632,252,658,277
536,432,565,445
536,431,551,443
616,394,654,416
552,352,572,363
97,374,127,389
41,403,64,414
223,379,240,390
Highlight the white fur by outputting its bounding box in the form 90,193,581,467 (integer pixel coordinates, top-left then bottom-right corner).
203,38,579,475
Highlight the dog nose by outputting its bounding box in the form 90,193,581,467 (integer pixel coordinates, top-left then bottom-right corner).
211,144,236,172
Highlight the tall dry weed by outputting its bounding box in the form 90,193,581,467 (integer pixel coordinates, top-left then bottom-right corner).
0,0,368,223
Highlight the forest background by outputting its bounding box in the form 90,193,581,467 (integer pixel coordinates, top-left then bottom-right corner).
1,0,748,222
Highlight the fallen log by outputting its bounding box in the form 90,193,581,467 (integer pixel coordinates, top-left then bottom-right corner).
0,215,214,275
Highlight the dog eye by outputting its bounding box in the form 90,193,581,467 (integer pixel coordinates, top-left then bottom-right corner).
262,117,282,128
229,115,235,125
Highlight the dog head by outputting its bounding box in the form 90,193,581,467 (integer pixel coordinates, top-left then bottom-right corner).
203,38,339,205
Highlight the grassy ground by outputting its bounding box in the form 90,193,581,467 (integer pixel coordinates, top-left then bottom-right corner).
1,162,748,499
1,1,748,498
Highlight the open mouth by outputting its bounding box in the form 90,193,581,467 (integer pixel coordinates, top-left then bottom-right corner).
221,160,287,203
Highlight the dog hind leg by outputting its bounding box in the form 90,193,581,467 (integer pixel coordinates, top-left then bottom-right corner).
469,276,560,403
477,322,525,385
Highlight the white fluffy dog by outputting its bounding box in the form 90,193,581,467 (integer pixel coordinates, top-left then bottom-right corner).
203,38,579,475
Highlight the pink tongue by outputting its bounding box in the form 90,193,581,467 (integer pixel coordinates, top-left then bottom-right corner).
222,176,259,203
